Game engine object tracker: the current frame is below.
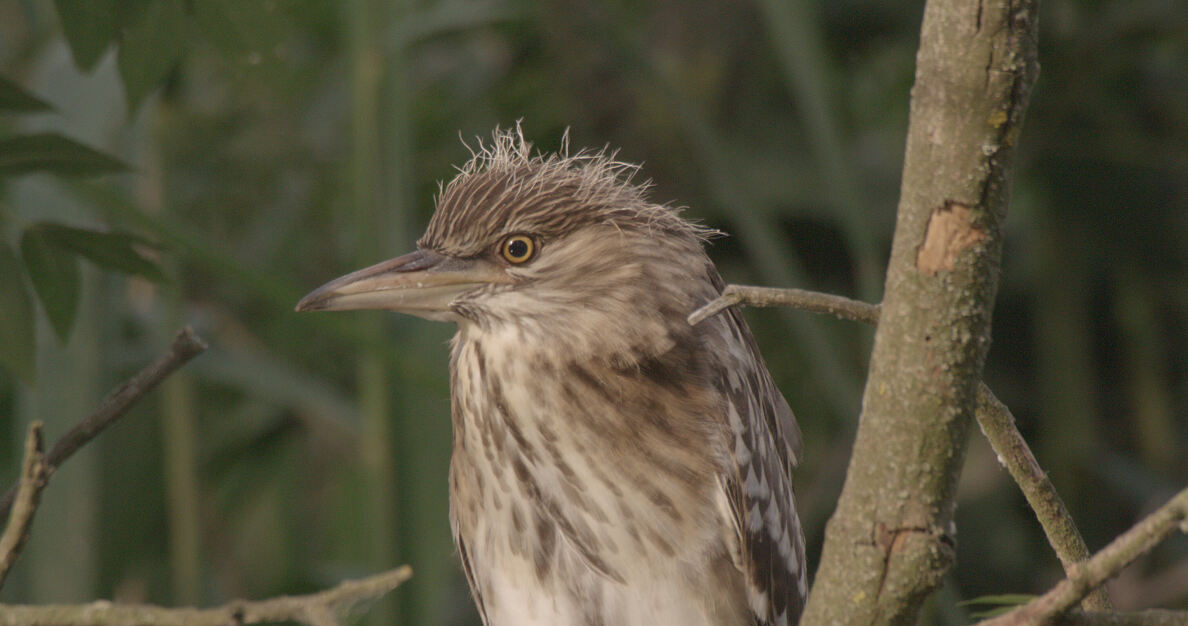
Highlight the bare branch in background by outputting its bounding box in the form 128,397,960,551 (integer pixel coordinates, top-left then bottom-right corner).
0,423,49,589
0,327,208,520
0,565,413,626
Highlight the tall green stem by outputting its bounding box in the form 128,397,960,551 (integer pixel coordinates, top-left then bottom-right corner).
348,0,408,622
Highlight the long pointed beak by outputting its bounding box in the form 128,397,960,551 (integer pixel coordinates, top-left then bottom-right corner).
295,249,509,321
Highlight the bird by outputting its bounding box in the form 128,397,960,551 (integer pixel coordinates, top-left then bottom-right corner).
296,128,807,626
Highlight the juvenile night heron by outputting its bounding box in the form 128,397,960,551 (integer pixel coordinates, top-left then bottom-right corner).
296,129,806,625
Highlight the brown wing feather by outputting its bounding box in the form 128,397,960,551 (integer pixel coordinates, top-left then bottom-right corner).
706,284,807,626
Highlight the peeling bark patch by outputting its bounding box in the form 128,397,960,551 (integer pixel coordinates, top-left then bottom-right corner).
873,523,934,597
916,201,986,276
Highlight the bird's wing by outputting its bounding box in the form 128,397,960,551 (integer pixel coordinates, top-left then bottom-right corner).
713,304,807,626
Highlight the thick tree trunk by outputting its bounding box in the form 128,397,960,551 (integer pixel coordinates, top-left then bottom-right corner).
802,0,1040,623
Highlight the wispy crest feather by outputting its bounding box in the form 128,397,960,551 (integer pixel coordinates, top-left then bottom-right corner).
420,126,717,255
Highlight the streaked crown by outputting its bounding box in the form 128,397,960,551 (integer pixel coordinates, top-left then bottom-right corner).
421,128,715,258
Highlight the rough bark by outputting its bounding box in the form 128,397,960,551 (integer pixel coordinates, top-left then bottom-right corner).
802,0,1039,622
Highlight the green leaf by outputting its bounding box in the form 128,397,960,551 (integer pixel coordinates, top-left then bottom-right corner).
118,0,187,110
0,133,129,177
53,0,121,71
20,225,81,342
0,76,53,112
0,239,36,383
31,222,167,283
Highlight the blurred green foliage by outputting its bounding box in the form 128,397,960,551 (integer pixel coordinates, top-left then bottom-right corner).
0,74,158,382
0,0,1185,623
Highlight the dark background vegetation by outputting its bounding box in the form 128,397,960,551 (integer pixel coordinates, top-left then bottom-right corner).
0,0,1184,623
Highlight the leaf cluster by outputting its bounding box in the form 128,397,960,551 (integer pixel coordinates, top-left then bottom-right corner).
0,77,162,383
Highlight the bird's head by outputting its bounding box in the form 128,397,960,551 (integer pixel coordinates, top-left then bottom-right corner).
296,129,719,361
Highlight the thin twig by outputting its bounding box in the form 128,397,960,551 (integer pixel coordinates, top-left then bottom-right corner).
693,283,1111,610
0,565,413,626
688,284,879,326
976,385,1112,610
0,423,49,590
978,486,1188,626
0,327,207,521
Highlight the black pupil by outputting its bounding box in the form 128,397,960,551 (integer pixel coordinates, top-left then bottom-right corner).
507,238,529,259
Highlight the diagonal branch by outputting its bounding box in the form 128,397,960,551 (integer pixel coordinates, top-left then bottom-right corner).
0,327,207,521
978,487,1188,625
974,385,1112,610
0,565,413,626
0,423,49,590
691,283,1111,610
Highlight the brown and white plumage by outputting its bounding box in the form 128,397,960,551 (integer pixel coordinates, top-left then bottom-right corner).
297,128,806,625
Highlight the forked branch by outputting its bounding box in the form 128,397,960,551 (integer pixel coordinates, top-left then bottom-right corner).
0,327,207,521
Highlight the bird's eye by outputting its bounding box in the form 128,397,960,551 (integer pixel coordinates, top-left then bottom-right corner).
499,234,536,264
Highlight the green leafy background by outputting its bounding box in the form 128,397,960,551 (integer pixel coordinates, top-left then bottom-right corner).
0,0,1184,624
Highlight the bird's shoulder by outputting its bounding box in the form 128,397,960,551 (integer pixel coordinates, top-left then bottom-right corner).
694,275,806,625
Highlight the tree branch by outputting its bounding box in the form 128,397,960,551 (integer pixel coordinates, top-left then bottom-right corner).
0,327,207,521
692,284,1110,610
0,423,49,590
687,284,879,326
975,384,1112,610
0,565,413,626
978,487,1188,625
